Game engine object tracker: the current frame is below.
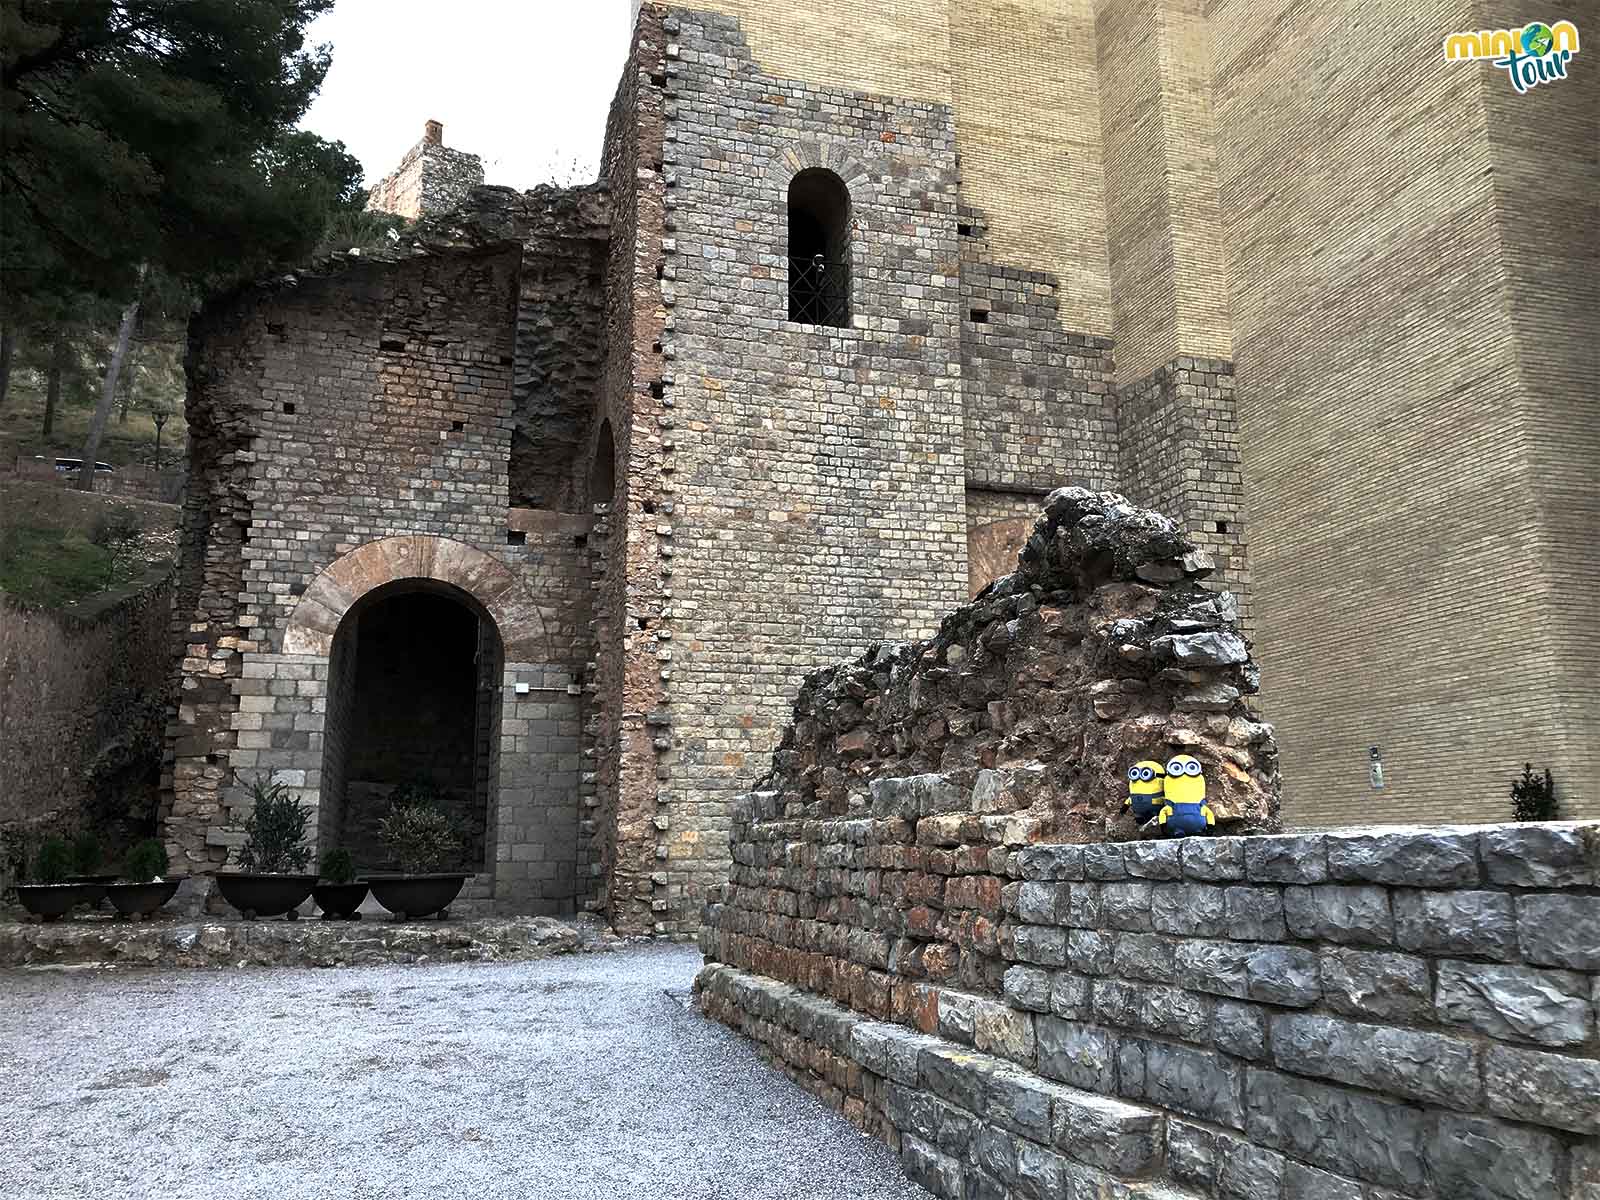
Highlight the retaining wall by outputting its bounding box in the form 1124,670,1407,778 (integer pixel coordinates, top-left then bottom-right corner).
699,811,1600,1199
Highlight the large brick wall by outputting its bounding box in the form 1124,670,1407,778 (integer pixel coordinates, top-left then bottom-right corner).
1207,0,1598,824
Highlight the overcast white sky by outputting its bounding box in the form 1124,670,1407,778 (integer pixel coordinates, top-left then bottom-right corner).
298,1,636,191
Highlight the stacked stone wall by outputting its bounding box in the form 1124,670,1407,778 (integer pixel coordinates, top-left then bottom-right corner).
166,227,595,915
700,819,1600,1199
654,5,971,935
698,488,1600,1197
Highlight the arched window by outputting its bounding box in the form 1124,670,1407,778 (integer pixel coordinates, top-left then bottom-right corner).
590,419,616,507
788,169,851,327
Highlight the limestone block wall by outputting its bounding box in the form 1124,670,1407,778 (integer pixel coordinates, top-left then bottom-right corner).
700,818,1600,1199
648,6,971,934
1206,0,1599,824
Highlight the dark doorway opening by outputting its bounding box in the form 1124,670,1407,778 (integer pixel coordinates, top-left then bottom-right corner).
320,582,503,873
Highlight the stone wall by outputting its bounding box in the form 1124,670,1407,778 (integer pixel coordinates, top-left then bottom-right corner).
656,6,974,936
366,121,486,221
700,818,1600,1199
756,489,1276,843
0,565,175,872
165,218,594,916
697,488,1598,1197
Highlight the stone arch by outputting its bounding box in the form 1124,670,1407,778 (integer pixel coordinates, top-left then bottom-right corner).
282,535,548,661
765,141,876,201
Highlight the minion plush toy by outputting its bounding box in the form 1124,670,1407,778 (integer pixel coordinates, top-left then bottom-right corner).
1157,754,1215,837
1125,760,1166,825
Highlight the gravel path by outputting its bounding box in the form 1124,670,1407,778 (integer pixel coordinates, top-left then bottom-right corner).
0,944,931,1200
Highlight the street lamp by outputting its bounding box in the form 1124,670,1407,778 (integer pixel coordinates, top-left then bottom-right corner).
153,409,169,473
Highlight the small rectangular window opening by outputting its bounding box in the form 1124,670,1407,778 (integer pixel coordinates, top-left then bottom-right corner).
1216,520,1230,535
283,402,296,414
970,310,989,324
507,530,527,545
452,420,464,432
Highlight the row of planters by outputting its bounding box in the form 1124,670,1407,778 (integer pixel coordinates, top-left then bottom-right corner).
11,777,471,925
14,834,180,922
216,777,471,922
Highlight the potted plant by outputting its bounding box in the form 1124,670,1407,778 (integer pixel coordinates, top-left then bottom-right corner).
105,839,182,921
15,837,92,922
215,776,318,920
313,848,368,920
367,785,470,920
66,831,116,907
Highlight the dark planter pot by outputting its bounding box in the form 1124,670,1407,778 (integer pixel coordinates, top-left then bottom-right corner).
313,881,369,920
366,874,470,920
68,874,118,906
105,879,183,921
215,873,317,920
16,883,92,922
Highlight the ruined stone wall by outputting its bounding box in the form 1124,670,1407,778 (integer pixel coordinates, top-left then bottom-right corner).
589,6,671,934
366,129,486,222
507,186,610,511
700,818,1600,1200
167,241,594,915
755,490,1276,845
654,6,971,935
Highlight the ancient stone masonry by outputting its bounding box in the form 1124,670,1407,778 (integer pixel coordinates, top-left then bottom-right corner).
367,120,487,221
758,489,1277,845
699,820,1600,1199
696,496,1600,1197
164,189,602,916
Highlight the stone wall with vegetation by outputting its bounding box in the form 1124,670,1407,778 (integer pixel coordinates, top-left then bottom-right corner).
698,490,1598,1199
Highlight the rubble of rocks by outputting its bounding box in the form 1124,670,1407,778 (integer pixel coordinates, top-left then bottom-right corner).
762,487,1280,842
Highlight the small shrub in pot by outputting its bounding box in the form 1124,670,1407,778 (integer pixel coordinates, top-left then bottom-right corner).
16,837,88,922
238,776,312,874
312,848,367,920
217,776,317,920
369,794,469,920
105,839,179,921
123,839,170,882
33,838,73,885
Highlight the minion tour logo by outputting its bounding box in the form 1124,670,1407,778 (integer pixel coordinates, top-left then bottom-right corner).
1444,20,1580,92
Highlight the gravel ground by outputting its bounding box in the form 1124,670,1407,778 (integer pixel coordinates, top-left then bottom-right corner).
0,944,931,1200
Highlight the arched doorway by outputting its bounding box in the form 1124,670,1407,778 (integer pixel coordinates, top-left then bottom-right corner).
318,579,505,875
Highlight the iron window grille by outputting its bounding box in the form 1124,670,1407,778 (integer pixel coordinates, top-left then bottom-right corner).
788,254,850,327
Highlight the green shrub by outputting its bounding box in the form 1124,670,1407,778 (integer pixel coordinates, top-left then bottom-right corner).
320,848,355,884
379,803,462,875
123,838,169,882
238,776,311,874
33,837,73,884
71,831,102,875
387,777,446,811
1511,763,1559,822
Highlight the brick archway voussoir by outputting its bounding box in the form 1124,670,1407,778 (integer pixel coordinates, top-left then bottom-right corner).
282,535,543,658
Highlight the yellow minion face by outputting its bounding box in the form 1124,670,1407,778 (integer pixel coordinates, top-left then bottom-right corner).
1163,754,1206,804
1127,760,1166,799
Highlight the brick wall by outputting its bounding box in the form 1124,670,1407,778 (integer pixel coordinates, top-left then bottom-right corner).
166,233,595,915
1208,0,1598,824
701,818,1600,1199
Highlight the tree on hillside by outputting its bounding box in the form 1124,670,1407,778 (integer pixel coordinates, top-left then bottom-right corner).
1,0,368,484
